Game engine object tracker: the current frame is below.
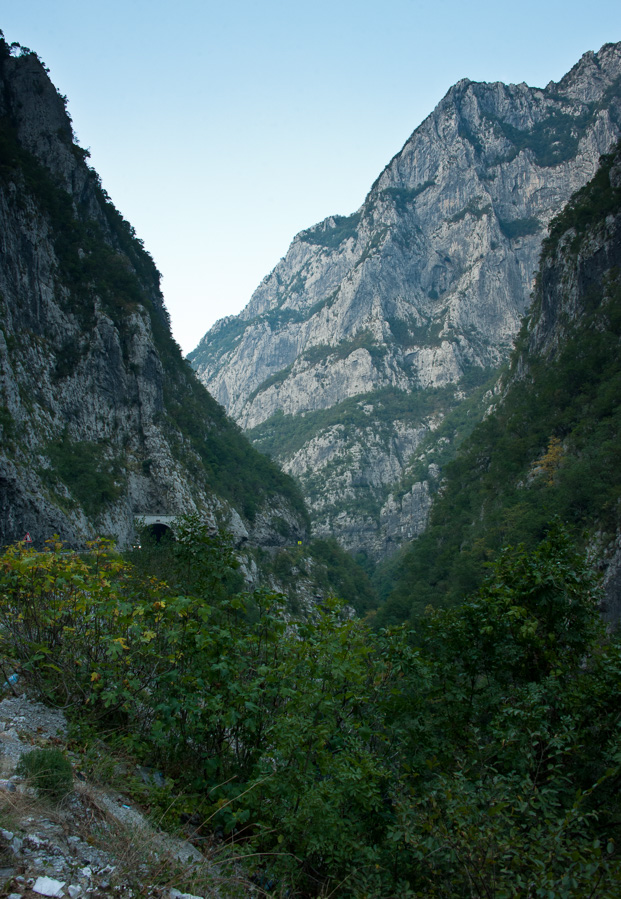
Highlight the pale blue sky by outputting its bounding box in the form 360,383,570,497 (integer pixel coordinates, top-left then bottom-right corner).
2,1,620,353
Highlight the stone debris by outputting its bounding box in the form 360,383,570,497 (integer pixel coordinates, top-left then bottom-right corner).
0,691,223,898
0,695,67,777
169,891,206,899
32,876,66,896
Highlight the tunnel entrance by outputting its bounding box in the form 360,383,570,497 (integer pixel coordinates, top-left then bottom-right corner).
134,514,178,546
134,512,218,547
147,522,172,543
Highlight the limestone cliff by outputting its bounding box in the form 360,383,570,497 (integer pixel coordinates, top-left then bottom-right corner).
0,38,308,549
192,42,621,560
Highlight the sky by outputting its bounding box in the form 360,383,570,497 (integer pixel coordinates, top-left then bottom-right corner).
2,1,621,354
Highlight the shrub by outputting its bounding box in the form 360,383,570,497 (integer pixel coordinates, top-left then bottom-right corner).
17,748,73,802
43,437,124,517
2,527,621,896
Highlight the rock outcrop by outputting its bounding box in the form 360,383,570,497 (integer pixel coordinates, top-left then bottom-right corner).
516,142,621,620
0,39,307,550
192,42,621,560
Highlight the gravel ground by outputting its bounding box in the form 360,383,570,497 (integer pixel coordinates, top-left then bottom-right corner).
0,685,234,899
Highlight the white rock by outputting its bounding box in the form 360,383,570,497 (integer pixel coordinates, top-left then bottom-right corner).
32,876,66,897
192,43,621,561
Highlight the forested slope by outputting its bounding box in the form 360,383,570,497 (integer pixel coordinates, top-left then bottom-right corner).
378,140,621,625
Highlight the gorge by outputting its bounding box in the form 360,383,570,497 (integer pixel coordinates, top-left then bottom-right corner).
191,42,621,563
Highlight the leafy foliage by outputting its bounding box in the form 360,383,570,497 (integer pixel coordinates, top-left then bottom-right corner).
129,514,245,598
253,537,378,615
1,525,620,896
2,35,621,897
306,537,377,614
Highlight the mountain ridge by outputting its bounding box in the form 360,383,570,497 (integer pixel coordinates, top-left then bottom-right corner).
191,42,621,561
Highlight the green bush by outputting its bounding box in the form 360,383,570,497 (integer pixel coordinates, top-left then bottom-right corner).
17,748,73,802
2,525,621,896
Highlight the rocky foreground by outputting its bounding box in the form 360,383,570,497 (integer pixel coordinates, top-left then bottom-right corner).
0,691,249,899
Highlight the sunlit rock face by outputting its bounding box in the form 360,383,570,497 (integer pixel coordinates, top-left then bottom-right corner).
193,43,621,560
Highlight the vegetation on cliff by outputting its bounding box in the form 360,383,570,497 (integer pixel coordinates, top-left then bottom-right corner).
0,34,307,538
191,43,621,560
2,34,621,899
377,142,621,626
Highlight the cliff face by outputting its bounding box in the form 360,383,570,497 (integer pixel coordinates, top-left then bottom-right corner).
517,143,621,620
523,151,621,361
379,139,621,625
0,41,308,549
191,43,621,560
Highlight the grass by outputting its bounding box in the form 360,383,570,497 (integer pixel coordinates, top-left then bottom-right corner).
0,775,255,898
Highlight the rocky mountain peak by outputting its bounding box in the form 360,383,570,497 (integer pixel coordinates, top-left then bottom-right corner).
191,43,621,561
552,42,621,101
1,47,76,184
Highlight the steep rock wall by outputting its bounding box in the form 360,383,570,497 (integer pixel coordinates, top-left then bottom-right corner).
192,43,621,560
379,140,621,624
0,41,307,549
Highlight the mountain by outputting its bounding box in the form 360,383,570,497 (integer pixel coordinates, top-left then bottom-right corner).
378,137,621,625
191,42,621,563
0,36,307,550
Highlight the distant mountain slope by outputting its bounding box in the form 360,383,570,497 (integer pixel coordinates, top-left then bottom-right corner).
378,138,621,625
0,36,307,549
191,42,621,561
